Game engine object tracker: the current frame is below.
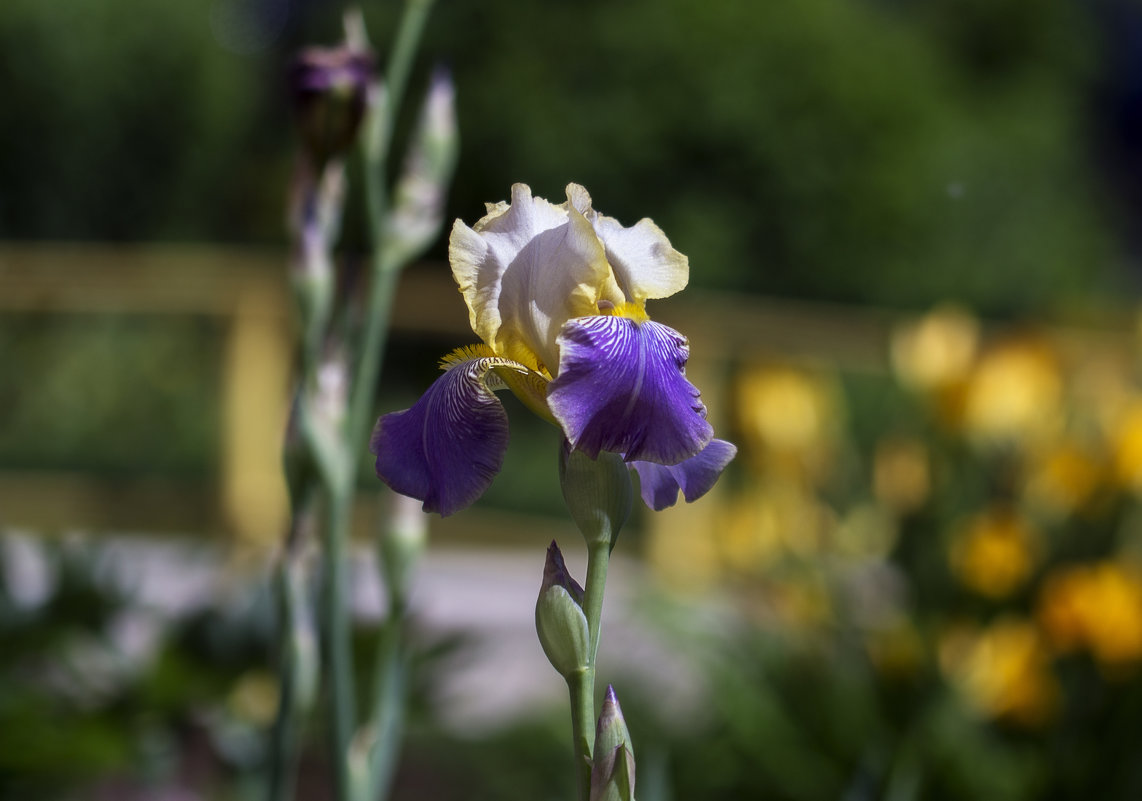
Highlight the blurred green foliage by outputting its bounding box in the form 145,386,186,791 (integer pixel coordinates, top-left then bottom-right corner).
0,536,276,800
0,0,287,242
0,314,221,473
0,0,1124,311
433,0,1116,310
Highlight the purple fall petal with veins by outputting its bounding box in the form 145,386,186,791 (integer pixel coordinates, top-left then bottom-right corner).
548,315,713,464
631,438,737,511
370,359,510,516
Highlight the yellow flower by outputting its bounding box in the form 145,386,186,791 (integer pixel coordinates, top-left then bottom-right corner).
1112,400,1142,494
1083,564,1142,669
961,337,1062,447
939,618,1058,727
949,508,1038,599
890,305,979,393
1038,560,1142,674
736,364,840,483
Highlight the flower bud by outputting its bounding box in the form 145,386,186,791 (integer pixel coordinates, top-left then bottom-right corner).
590,685,636,801
290,44,376,166
535,541,589,679
288,162,343,350
559,443,632,551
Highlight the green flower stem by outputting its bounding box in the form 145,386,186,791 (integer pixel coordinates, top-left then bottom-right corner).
268,574,299,801
320,3,441,801
324,270,400,801
568,539,613,801
320,259,401,801
269,486,321,801
363,0,437,229
271,152,338,801
567,665,595,801
350,0,439,467
268,550,305,801
583,540,611,664
325,486,357,801
366,616,409,801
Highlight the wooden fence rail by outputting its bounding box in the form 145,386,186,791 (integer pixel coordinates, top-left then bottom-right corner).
0,243,1135,551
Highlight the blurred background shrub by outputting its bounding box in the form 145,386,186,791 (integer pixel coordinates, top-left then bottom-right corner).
1,0,1133,308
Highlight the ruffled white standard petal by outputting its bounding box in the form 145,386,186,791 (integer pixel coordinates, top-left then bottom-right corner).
566,183,689,303
449,183,615,374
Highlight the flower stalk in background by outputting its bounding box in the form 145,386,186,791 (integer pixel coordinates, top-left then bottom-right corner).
272,4,455,801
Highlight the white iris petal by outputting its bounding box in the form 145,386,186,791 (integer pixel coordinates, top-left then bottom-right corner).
448,183,689,375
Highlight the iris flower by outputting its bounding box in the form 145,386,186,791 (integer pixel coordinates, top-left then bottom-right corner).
371,183,735,515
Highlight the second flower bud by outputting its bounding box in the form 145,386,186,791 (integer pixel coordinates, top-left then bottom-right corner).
535,541,590,679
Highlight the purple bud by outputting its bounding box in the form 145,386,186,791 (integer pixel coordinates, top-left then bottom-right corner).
542,540,585,605
289,44,376,165
590,685,636,801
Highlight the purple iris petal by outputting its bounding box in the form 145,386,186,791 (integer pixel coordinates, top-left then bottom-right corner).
370,359,509,516
548,316,713,463
631,439,737,511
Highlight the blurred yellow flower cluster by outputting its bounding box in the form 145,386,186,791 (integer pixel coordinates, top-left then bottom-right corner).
889,306,1142,514
735,364,841,484
651,303,1142,731
939,617,1058,727
960,337,1062,447
1038,560,1142,674
949,507,1038,599
891,304,979,394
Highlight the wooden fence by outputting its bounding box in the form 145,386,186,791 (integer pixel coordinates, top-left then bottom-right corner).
1,243,1135,562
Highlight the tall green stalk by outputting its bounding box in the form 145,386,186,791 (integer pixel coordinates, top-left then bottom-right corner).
324,484,357,800
324,2,441,800
272,1,448,799
268,492,319,801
